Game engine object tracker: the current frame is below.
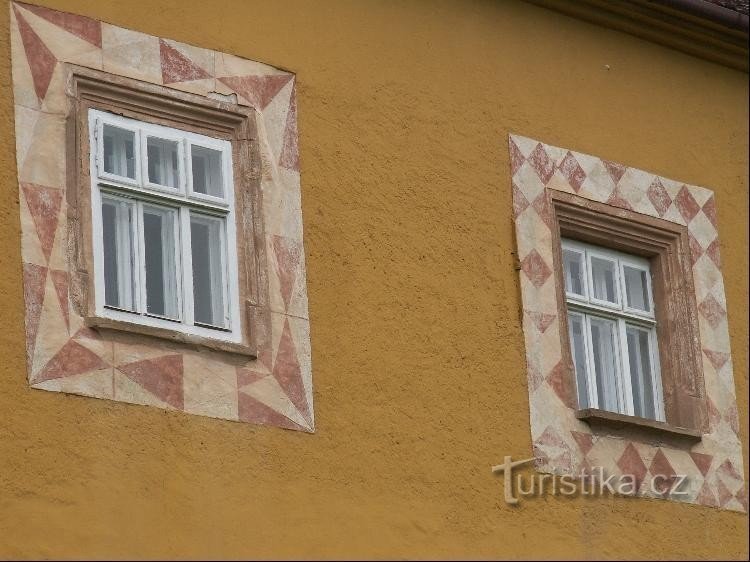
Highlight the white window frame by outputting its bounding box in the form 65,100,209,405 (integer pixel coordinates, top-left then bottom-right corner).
562,238,665,421
89,109,241,344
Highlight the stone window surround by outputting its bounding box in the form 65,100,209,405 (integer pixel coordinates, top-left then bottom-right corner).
511,133,745,511
550,189,706,438
67,65,264,358
11,0,313,432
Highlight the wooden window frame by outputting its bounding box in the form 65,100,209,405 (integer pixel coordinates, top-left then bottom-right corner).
550,189,707,438
561,239,665,422
65,65,266,358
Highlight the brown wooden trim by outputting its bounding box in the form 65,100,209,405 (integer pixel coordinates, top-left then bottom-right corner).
65,64,267,358
576,408,702,440
549,189,707,432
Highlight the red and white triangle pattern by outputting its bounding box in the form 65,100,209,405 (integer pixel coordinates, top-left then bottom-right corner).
511,134,744,512
10,2,312,432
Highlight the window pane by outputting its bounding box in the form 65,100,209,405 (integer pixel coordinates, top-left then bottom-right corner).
589,317,620,413
563,249,586,297
190,213,226,327
191,146,224,198
147,137,179,188
101,196,136,310
143,205,180,319
626,325,657,419
568,313,590,409
591,256,619,305
623,265,650,312
102,124,136,179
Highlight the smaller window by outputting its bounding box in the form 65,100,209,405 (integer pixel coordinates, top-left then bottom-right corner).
562,239,664,421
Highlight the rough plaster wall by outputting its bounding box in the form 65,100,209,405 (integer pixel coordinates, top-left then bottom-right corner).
0,0,747,558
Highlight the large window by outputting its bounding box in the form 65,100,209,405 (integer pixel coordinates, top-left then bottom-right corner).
562,239,665,422
89,109,241,343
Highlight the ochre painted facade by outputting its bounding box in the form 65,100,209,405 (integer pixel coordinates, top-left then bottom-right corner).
0,0,747,558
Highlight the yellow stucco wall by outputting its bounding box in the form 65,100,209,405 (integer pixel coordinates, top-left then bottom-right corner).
0,0,747,558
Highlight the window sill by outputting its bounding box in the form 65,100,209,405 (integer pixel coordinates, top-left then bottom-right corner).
85,316,256,359
575,408,702,441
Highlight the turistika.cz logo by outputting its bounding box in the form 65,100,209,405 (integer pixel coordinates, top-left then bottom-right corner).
492,456,689,505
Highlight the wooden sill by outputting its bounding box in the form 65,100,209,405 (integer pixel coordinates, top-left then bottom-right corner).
85,316,256,359
576,408,703,440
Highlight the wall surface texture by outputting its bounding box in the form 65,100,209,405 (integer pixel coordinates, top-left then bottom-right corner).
0,0,747,559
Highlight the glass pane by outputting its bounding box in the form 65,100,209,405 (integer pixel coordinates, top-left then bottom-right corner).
589,317,621,413
143,205,180,319
101,196,136,311
563,249,586,297
147,137,180,188
623,265,650,312
626,325,657,419
102,124,136,179
190,213,226,327
591,256,619,305
568,313,590,408
191,146,224,198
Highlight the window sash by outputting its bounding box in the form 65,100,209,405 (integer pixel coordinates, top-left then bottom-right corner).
562,239,663,421
89,109,240,344
570,311,665,421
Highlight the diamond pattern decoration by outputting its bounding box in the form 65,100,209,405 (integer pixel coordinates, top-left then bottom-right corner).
603,159,626,184
570,431,593,456
510,133,744,512
512,181,530,219
20,2,101,47
218,74,293,110
117,355,184,410
525,311,556,334
617,443,648,492
698,294,727,329
272,319,311,424
509,137,526,177
705,238,722,269
49,269,69,332
13,5,57,102
674,185,701,223
702,196,718,228
272,235,303,312
22,183,62,264
11,2,312,433
703,349,730,372
689,451,713,477
159,39,210,84
520,249,552,289
22,262,46,365
649,449,677,495
557,151,585,192
35,339,108,384
279,85,299,171
533,425,572,472
527,143,555,184
646,178,672,217
544,360,568,404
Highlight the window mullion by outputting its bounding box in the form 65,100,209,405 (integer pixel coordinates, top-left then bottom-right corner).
180,207,196,326
618,319,635,416
135,200,147,315
650,327,666,422
582,314,600,410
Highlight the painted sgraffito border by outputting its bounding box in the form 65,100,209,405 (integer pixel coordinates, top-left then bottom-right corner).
10,1,313,432
510,133,746,511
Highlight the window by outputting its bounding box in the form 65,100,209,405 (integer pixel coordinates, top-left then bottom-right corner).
550,189,706,434
89,109,241,344
562,239,664,422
